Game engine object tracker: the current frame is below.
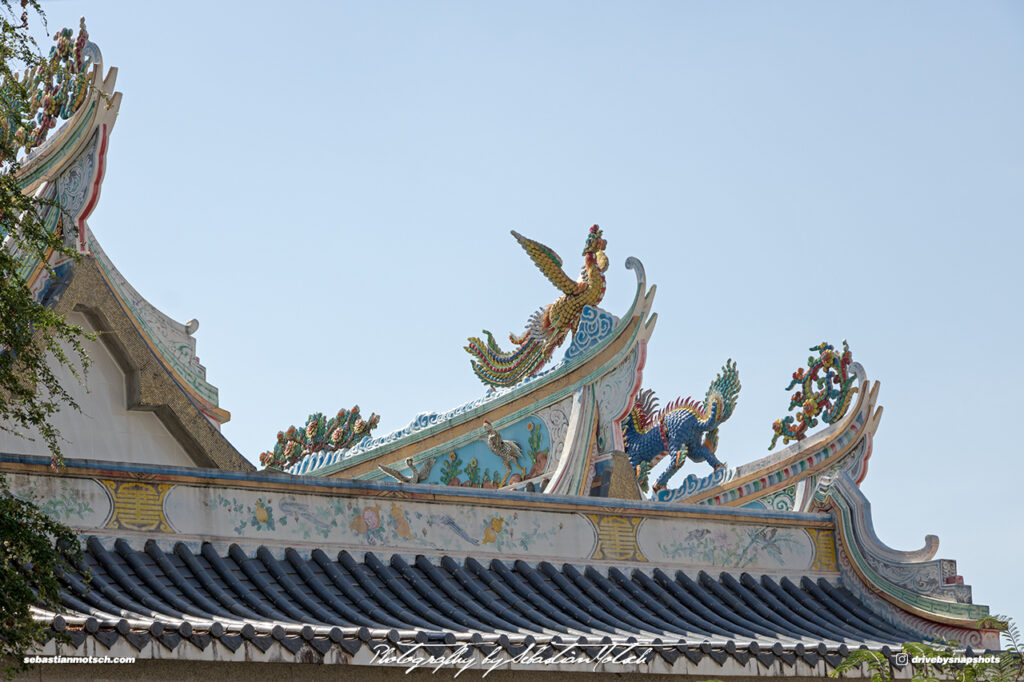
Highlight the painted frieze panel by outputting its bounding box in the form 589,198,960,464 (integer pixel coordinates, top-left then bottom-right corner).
5,465,839,570
4,473,111,528
636,518,824,571
163,484,597,559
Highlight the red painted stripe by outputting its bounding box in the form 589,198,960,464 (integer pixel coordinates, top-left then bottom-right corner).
78,124,108,253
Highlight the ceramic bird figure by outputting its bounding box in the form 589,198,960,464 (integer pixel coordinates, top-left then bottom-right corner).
378,456,435,484
482,420,523,476
465,225,609,387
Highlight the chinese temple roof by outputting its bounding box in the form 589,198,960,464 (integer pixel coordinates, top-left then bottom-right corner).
3,22,1005,679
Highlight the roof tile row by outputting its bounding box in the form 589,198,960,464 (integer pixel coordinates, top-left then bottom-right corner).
36,534,944,665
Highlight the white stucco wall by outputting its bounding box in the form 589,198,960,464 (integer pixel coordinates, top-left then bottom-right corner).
0,312,195,466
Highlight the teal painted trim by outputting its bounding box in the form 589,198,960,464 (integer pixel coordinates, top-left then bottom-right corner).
833,491,989,621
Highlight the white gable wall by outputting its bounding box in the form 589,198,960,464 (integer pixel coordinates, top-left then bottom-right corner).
0,312,195,466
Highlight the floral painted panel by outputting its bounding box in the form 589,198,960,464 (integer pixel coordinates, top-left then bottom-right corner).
407,417,549,489
636,519,815,570
163,484,597,559
4,473,110,528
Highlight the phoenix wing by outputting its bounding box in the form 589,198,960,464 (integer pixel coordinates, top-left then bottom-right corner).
511,230,578,294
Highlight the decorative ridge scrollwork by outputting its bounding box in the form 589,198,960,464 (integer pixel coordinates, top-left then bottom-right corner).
770,340,859,450
2,18,94,162
813,471,985,619
815,471,939,563
260,407,380,470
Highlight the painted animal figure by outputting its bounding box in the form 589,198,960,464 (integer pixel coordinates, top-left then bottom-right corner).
623,360,740,493
465,225,609,387
378,456,435,484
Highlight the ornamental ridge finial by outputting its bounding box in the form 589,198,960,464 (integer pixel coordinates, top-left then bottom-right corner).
1,19,94,162
260,406,381,469
769,340,858,450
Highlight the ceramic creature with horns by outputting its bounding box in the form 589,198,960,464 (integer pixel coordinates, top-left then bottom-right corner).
624,360,740,493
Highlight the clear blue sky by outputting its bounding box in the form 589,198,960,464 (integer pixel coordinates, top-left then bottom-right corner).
38,1,1024,635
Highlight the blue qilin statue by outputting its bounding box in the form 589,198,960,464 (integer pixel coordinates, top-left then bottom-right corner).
623,360,740,493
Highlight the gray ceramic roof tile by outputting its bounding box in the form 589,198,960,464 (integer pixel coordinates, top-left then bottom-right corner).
40,534,933,666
